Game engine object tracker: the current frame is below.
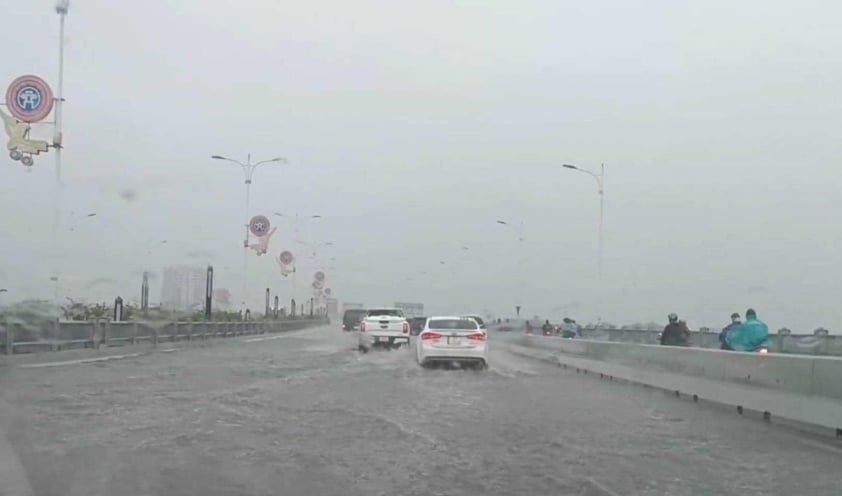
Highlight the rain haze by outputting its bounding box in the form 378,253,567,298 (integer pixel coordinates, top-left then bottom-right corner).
1,0,841,330
4,3,842,496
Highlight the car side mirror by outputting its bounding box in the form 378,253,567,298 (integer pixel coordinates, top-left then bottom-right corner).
480,324,487,329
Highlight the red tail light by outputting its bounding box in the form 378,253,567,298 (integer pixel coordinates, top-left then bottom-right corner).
360,321,366,333
402,321,410,334
421,332,442,341
466,332,486,342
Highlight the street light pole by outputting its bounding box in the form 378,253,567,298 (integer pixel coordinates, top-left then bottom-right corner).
211,154,287,311
51,0,69,310
562,163,605,324
66,212,96,232
496,219,524,316
54,0,68,183
562,163,604,279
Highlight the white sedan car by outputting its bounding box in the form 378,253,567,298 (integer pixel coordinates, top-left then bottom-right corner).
416,316,488,369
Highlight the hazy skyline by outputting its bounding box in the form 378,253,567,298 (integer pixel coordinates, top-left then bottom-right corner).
1,0,840,330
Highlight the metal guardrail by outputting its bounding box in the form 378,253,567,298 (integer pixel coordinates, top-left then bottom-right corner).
0,318,328,354
516,334,842,435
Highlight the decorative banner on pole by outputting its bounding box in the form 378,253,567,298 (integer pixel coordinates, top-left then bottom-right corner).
5,75,54,123
249,215,271,237
279,250,294,265
3,75,54,167
277,250,295,277
248,215,274,256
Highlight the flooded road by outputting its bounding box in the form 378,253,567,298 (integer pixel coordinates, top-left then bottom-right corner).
1,325,840,496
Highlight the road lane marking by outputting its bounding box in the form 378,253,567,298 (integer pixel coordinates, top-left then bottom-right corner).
243,334,294,343
18,353,145,368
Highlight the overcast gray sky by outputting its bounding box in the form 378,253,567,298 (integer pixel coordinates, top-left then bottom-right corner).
1,0,840,329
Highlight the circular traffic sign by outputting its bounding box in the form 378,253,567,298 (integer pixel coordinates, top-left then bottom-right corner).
312,280,324,290
324,288,332,296
314,271,325,282
279,250,294,265
5,75,54,123
249,215,271,237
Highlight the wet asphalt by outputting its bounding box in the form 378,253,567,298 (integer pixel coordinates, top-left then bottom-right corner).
1,325,840,496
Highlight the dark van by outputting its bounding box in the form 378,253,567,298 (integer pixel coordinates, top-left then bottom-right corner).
342,309,368,332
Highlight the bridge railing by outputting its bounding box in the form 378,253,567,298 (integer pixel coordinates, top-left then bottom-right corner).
0,318,328,354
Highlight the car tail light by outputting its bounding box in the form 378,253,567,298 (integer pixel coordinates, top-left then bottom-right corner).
466,332,486,342
421,332,442,341
360,321,366,333
402,321,410,334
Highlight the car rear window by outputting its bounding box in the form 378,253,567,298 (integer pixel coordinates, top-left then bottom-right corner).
428,319,479,330
464,315,485,326
343,310,367,321
367,309,404,317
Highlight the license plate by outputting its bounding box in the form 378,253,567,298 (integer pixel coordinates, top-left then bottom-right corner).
447,336,461,345
377,337,389,343
380,325,388,329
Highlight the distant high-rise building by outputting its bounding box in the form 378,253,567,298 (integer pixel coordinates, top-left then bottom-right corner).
161,266,205,311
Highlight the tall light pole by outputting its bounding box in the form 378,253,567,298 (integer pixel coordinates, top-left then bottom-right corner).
562,163,605,324
54,0,68,183
211,154,287,311
66,212,96,232
274,213,322,249
51,0,69,311
50,276,59,307
562,163,604,278
496,219,524,316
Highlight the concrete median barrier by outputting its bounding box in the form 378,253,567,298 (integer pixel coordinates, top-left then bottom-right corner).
517,335,842,433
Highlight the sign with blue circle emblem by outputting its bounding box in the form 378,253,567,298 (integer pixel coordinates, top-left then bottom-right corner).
249,215,271,237
5,75,54,123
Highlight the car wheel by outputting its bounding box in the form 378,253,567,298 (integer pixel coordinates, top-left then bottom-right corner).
358,345,367,353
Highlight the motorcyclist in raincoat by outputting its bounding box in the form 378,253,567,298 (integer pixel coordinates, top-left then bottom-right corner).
561,318,580,338
719,312,741,350
725,308,769,352
660,313,690,346
541,320,553,335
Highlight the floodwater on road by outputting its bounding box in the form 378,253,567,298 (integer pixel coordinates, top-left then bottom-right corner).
1,326,840,496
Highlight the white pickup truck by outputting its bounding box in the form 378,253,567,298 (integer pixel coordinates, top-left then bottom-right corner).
358,308,410,352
